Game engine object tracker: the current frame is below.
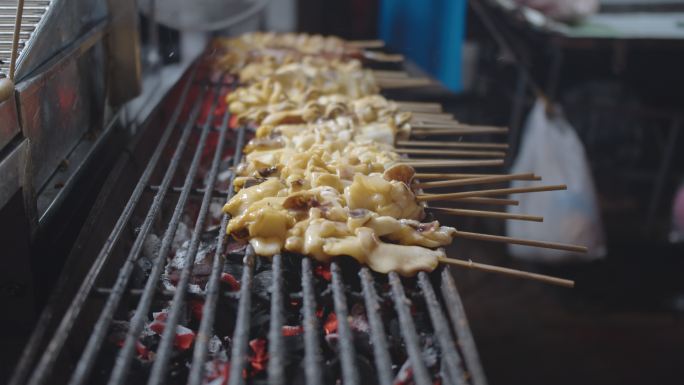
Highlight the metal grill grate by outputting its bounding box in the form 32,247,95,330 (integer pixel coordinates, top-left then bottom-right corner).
11,64,488,385
0,0,50,76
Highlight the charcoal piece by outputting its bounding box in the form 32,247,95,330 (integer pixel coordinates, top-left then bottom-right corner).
222,257,244,278
224,241,248,256
289,363,307,385
281,253,302,272
253,269,274,301
323,357,341,385
166,352,191,385
250,307,272,336
282,334,305,359
324,333,339,351
356,355,377,385
133,255,155,288
213,300,239,337
108,320,130,345
200,227,219,242
254,255,272,272
123,358,153,385
352,329,373,357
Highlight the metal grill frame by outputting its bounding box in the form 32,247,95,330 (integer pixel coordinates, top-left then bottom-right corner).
10,62,488,385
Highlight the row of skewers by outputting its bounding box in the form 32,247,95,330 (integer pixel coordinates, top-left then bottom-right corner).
213,32,584,287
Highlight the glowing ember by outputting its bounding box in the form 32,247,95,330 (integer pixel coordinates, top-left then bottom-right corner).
324,313,338,335
149,311,196,350
190,299,204,321
314,264,332,281
281,325,304,336
220,272,241,291
229,115,239,129
135,340,151,361
248,338,268,373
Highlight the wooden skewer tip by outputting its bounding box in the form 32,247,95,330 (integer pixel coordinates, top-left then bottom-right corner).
438,257,575,288
453,230,588,253
428,207,543,222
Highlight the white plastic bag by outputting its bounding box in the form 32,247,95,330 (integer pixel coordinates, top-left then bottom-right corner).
514,0,598,22
506,99,606,262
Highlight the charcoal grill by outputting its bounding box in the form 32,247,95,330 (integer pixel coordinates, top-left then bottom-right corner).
10,52,488,385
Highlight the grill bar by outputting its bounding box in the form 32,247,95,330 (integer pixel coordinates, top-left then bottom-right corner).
16,67,198,385
146,88,232,385
440,269,488,385
93,287,240,300
301,257,324,385
418,271,467,385
107,85,219,385
66,88,206,385
187,124,247,385
388,272,432,385
330,261,360,385
227,246,256,385
358,268,394,385
267,254,285,385
147,185,229,198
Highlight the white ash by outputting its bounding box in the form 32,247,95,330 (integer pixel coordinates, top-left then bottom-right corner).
349,303,369,333
218,169,232,183
208,335,227,359
142,233,160,260
209,201,224,222
172,221,192,252
162,237,213,294
188,283,203,293
203,336,230,385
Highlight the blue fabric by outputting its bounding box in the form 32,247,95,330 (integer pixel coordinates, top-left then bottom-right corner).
378,0,467,92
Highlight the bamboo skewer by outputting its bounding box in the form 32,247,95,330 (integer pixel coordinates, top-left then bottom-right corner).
397,148,506,158
417,184,567,201
377,78,433,88
395,101,443,113
412,119,457,125
415,121,503,127
372,69,409,78
403,159,504,168
348,39,386,48
412,118,458,125
398,140,509,150
453,230,588,253
428,207,543,222
414,172,538,180
455,197,519,206
414,173,536,189
411,112,455,121
412,125,509,136
363,51,404,62
411,111,453,118
413,122,506,129
413,122,476,129
438,257,574,288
